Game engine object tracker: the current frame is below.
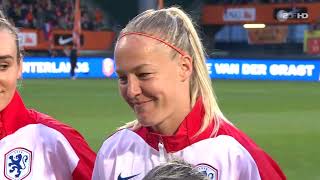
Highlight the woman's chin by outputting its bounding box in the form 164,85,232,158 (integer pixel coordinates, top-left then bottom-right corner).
137,116,155,127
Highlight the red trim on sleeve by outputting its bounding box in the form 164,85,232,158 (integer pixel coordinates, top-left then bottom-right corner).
31,111,96,180
218,122,286,180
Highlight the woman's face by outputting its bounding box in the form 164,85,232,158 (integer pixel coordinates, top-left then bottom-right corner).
0,29,22,111
115,35,192,134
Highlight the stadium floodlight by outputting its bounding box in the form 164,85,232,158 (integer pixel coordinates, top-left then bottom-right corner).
243,24,266,29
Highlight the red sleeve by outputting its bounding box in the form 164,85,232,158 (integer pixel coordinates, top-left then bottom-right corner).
70,134,96,180
218,122,286,180
31,110,96,180
249,148,286,180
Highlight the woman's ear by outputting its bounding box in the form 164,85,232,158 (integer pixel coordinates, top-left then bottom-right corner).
178,55,193,82
17,57,23,79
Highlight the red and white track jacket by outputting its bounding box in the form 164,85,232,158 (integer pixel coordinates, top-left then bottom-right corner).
93,98,286,180
0,91,96,180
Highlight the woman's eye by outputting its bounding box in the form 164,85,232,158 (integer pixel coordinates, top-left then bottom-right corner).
0,64,9,71
118,76,127,84
138,73,151,79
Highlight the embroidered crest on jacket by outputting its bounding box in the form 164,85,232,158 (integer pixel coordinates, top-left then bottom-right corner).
196,163,218,180
4,148,32,180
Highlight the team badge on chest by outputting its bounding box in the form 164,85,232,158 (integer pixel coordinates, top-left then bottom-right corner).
195,163,218,180
4,148,32,180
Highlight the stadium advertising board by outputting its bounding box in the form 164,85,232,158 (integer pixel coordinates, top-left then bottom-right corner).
223,8,256,22
22,57,117,79
53,33,84,46
18,29,115,51
22,57,320,81
208,59,320,81
18,31,37,47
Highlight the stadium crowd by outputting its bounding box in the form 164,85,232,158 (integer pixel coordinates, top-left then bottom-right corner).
0,0,106,30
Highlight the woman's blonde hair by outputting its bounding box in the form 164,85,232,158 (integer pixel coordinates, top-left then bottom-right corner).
0,10,22,62
117,7,230,136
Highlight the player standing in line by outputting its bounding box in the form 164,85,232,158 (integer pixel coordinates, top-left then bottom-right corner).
0,12,95,180
93,7,286,180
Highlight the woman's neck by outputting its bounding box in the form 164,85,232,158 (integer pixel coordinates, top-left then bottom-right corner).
152,101,192,136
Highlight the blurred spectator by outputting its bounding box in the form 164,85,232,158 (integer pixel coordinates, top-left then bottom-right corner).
43,19,53,40
81,11,94,30
310,16,320,31
94,7,104,29
2,0,107,31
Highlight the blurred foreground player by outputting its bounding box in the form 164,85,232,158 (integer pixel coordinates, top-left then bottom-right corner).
93,7,286,180
143,159,209,180
0,12,95,180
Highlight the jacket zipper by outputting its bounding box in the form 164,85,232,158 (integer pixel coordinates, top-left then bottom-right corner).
158,137,167,164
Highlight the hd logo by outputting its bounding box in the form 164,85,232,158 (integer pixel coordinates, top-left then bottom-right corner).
274,7,309,22
4,148,32,180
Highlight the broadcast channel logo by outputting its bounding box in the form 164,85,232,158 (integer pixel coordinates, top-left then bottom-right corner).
274,8,309,22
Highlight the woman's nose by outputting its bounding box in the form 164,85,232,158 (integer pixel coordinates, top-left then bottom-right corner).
126,76,142,98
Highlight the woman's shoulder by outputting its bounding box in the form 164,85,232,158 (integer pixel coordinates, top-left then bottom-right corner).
101,128,140,146
97,127,147,156
28,109,88,146
28,109,96,159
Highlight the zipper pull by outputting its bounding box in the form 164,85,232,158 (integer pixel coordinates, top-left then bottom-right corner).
158,140,166,164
